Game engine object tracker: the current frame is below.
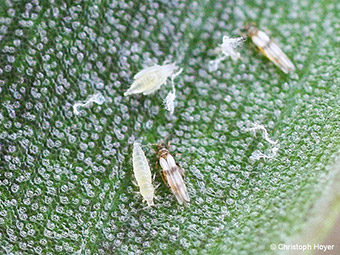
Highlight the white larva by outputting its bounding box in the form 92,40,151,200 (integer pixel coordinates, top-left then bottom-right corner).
157,144,190,205
247,25,295,74
132,142,155,207
124,63,180,96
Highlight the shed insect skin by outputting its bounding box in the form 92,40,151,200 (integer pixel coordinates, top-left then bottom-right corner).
132,142,155,207
157,143,190,205
246,25,295,74
124,63,180,96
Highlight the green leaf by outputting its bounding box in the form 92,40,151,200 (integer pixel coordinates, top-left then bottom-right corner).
1,0,340,254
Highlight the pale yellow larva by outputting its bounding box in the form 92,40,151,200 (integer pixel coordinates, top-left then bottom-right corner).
132,142,155,207
124,63,180,96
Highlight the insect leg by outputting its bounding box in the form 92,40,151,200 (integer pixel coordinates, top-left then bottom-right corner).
154,182,161,190
137,204,153,211
132,180,138,187
161,170,169,186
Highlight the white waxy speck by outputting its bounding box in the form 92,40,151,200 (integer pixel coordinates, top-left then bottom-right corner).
245,123,277,145
209,35,245,72
73,92,105,115
163,68,183,115
245,123,280,160
208,60,220,72
164,89,176,114
220,36,245,61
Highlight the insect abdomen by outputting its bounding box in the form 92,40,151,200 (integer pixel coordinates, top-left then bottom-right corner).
124,63,177,96
132,142,154,206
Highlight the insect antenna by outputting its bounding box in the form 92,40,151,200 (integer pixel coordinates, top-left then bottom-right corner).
171,67,183,85
137,203,159,211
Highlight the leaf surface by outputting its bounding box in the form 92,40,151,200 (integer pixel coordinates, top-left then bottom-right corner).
1,0,340,254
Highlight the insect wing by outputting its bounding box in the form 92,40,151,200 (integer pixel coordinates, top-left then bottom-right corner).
267,41,295,73
166,153,177,168
252,30,295,73
251,30,270,48
165,170,185,204
160,157,170,171
159,155,183,204
260,42,295,74
166,155,190,204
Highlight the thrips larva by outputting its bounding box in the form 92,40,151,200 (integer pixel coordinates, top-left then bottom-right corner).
157,143,190,205
246,25,295,74
132,142,155,207
124,63,181,96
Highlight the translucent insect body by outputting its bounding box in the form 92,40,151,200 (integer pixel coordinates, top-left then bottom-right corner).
246,25,295,74
157,144,190,205
124,63,181,96
132,142,155,207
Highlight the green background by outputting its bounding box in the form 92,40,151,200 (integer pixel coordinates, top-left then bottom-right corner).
1,0,340,254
